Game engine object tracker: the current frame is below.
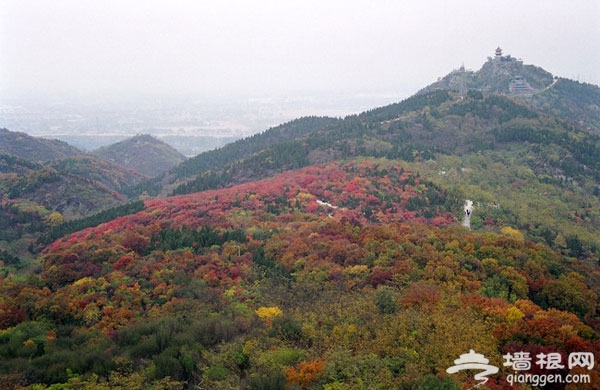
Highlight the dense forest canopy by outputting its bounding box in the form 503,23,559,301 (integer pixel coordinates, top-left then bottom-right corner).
1,159,598,389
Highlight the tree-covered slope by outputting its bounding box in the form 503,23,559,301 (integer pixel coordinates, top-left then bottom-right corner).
93,134,186,177
48,156,147,193
173,116,339,178
0,154,132,219
169,91,599,195
0,154,146,267
528,78,600,134
0,128,85,162
0,131,163,265
0,158,598,389
156,91,600,259
124,116,339,198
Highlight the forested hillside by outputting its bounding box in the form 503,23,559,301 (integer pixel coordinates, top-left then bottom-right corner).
93,134,186,177
0,159,598,389
137,90,600,261
0,132,155,268
0,153,147,270
173,116,339,178
1,56,599,389
529,78,600,134
0,129,84,162
168,90,600,194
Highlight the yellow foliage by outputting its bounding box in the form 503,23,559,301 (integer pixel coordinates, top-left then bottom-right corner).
553,233,567,248
296,192,313,200
243,339,259,358
301,323,318,343
44,211,64,226
255,306,282,319
506,306,524,322
83,303,101,326
558,324,577,340
73,277,96,292
255,306,283,326
23,339,36,348
481,258,499,273
514,299,542,317
501,226,524,242
342,265,369,278
224,287,236,298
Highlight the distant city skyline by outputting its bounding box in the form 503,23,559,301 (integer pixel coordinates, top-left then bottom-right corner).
1,0,599,102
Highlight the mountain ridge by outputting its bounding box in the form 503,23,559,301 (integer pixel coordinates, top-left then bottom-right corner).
0,128,85,162
0,131,175,264
92,134,187,177
418,48,600,134
129,76,599,268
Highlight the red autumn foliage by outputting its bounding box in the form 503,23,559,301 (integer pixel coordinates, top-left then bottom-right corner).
402,282,442,307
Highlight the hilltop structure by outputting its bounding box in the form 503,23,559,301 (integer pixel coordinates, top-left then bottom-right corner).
495,46,503,59
419,47,553,98
490,47,534,96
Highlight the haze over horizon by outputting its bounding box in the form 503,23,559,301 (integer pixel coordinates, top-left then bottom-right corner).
1,0,599,103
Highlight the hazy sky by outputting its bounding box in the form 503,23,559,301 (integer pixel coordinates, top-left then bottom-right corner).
1,0,599,100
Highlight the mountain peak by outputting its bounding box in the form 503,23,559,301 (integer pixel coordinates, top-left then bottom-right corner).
420,47,554,97
93,134,186,177
419,48,600,133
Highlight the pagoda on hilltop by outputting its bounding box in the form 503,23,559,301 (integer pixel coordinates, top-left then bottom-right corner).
495,46,503,59
492,46,522,64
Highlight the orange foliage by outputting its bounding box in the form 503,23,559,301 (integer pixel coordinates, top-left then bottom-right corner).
401,282,442,307
286,360,325,389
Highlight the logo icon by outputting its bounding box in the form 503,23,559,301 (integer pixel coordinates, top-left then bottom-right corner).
446,350,499,388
